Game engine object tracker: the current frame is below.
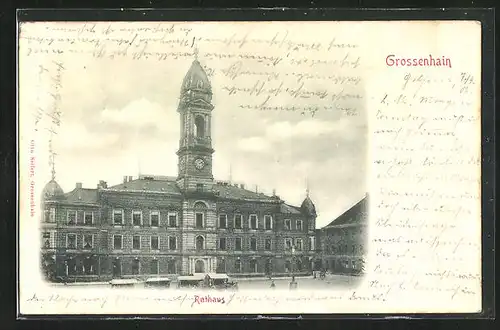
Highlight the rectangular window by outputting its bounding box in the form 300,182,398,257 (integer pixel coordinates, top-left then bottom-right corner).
196,183,204,192
151,236,159,250
113,210,123,225
133,235,141,250
285,238,292,250
50,208,55,222
45,208,56,223
132,211,142,226
285,219,291,230
309,237,315,251
296,220,303,231
235,237,242,251
249,214,258,229
83,234,93,249
265,239,272,251
67,234,77,249
234,214,242,229
168,212,177,227
219,237,226,250
42,232,52,248
113,235,123,250
67,211,77,225
250,238,257,251
169,236,177,250
264,215,272,230
195,213,204,228
84,212,93,225
218,214,227,228
296,239,303,251
150,211,159,227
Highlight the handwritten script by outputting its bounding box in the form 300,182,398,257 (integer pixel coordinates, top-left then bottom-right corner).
20,22,363,118
18,21,482,314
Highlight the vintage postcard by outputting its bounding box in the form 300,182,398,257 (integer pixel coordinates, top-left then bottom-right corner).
18,19,482,315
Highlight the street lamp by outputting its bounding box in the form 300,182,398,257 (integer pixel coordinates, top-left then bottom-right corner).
290,245,297,289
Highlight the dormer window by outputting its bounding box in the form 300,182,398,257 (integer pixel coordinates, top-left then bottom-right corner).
197,80,204,89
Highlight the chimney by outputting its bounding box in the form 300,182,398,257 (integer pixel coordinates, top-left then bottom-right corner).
98,180,107,189
128,176,133,182
272,188,276,196
76,182,82,189
123,176,128,183
240,184,245,189
255,185,258,193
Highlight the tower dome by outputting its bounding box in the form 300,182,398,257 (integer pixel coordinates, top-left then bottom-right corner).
300,195,317,217
42,179,64,200
181,59,212,95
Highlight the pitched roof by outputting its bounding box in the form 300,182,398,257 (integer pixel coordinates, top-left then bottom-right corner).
213,183,277,202
280,203,302,214
323,196,368,228
63,188,99,205
107,178,182,195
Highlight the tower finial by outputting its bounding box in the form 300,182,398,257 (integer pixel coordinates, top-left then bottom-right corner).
50,153,56,180
49,139,56,181
193,46,199,60
306,177,310,197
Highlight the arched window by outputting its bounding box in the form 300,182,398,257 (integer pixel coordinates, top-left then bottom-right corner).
132,259,140,275
195,260,205,273
249,259,257,273
296,259,303,271
194,115,205,138
265,258,273,275
194,202,206,228
285,260,291,273
216,259,226,273
196,235,204,250
150,259,159,274
234,259,241,273
197,80,204,89
167,260,176,274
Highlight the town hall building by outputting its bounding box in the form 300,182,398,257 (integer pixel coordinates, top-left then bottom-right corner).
40,57,319,281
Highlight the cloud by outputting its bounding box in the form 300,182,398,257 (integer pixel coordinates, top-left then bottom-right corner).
56,124,119,151
100,98,173,129
237,136,269,152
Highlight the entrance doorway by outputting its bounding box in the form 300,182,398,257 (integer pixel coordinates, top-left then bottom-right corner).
194,259,205,273
112,258,122,278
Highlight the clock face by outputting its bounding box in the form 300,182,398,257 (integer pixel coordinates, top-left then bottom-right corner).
194,158,205,170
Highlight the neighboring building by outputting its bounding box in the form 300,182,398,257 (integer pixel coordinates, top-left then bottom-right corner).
39,58,318,282
315,196,368,275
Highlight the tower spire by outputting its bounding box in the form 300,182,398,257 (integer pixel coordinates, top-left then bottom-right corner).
306,177,310,197
193,46,199,60
49,139,56,181
50,153,56,180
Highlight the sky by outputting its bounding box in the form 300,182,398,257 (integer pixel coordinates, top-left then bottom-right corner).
22,22,367,228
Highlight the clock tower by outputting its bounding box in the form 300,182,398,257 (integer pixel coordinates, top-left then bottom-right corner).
176,57,215,194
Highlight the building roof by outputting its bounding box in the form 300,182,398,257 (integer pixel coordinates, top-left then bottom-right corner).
300,196,317,217
280,203,302,214
63,188,99,205
42,179,64,200
213,182,278,202
323,195,368,228
181,59,212,94
107,178,182,195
